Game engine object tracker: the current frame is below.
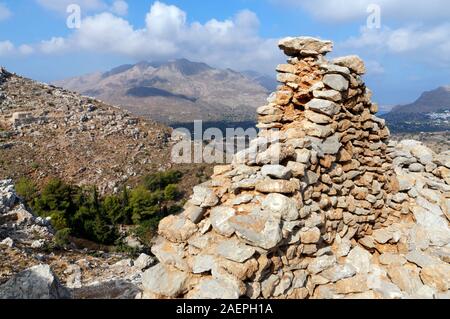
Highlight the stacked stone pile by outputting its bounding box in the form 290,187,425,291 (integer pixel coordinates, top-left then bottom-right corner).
140,37,447,299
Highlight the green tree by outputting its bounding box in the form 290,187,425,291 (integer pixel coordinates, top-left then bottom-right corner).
15,178,37,204
143,171,183,192
129,186,163,224
164,184,179,201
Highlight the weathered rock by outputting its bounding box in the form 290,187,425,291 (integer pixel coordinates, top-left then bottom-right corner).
372,228,393,244
151,238,188,271
305,110,333,124
333,55,366,75
320,134,342,155
346,246,372,274
278,36,333,57
261,274,280,298
335,274,368,294
323,74,349,92
210,206,236,237
142,264,190,298
321,264,357,283
300,227,321,244
183,202,205,224
379,253,406,266
134,254,156,271
261,165,292,180
190,185,219,208
256,179,300,194
305,99,340,117
216,239,256,263
387,266,423,295
192,255,216,274
158,215,197,243
262,193,299,221
313,90,342,102
307,255,336,274
188,277,240,299
420,264,450,292
0,265,71,299
228,214,282,250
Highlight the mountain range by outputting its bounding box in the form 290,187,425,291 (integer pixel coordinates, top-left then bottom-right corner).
55,59,273,125
382,86,450,133
390,86,450,114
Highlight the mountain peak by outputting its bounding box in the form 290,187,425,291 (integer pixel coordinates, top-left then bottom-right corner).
54,58,271,124
163,58,213,76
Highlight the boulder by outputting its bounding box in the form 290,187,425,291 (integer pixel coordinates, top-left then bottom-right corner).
142,264,190,298
332,55,366,75
262,193,299,221
256,179,300,194
278,36,333,57
313,90,342,102
228,214,282,250
305,99,340,117
187,277,240,299
307,255,336,274
190,185,219,208
158,215,198,243
323,74,349,92
210,206,236,237
346,246,372,274
216,239,256,263
261,165,292,180
0,265,71,299
134,254,156,271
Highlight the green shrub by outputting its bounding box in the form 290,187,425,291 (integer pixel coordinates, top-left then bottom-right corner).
54,228,71,248
164,184,179,201
143,170,183,192
15,177,37,204
19,169,185,247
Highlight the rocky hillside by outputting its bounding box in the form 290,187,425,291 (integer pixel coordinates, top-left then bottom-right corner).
0,180,154,299
54,59,270,124
383,86,450,133
0,67,175,193
1,37,449,300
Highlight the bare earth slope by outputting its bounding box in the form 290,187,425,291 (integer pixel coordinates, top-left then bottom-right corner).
0,67,173,193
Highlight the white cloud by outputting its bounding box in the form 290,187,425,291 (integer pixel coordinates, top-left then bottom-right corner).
0,42,36,56
110,0,128,16
340,24,450,67
0,3,11,21
18,44,35,55
275,0,450,23
30,1,283,73
40,37,68,54
0,41,14,55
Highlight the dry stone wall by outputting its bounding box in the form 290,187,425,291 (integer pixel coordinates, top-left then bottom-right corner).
141,37,448,299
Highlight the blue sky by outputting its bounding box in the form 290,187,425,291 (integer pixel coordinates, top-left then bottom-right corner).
0,0,449,109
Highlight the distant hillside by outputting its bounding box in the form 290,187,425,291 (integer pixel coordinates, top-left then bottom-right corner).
0,67,211,194
55,59,271,125
382,86,450,133
242,70,278,92
391,86,450,114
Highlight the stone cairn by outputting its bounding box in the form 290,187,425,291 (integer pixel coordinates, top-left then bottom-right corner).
142,37,400,299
